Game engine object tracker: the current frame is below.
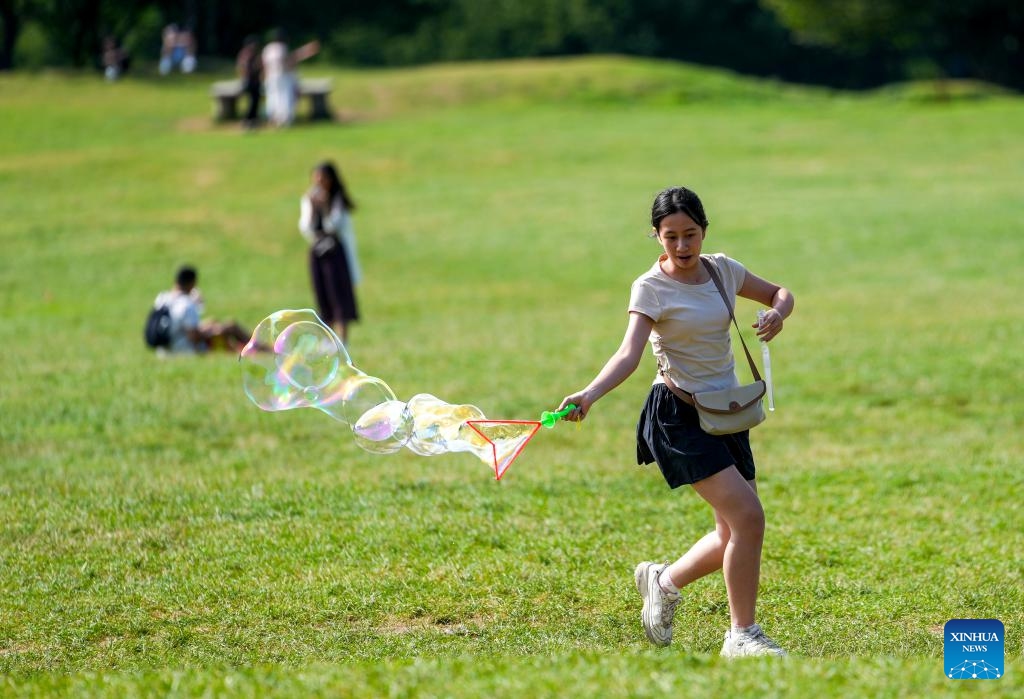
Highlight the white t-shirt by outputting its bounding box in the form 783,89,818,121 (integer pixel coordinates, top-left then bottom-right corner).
153,289,202,353
261,42,288,81
628,253,747,394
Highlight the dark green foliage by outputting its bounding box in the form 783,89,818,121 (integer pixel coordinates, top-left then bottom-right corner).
764,0,1024,88
320,0,889,87
2,1,1022,89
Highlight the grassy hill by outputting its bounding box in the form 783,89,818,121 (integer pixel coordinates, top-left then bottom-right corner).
1,55,1022,696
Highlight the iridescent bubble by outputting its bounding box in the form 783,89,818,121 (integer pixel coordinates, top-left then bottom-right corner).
405,393,485,456
273,320,340,390
240,309,543,478
335,374,398,427
352,400,414,454
240,309,360,421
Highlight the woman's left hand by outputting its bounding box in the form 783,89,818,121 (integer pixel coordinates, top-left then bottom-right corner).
752,308,783,342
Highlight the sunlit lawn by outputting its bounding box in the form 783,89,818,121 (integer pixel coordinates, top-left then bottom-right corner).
1,56,1022,696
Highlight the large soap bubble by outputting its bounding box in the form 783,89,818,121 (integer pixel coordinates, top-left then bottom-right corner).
240,310,541,479
352,399,414,454
241,309,361,415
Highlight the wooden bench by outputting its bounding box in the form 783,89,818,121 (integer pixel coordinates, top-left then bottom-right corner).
210,78,334,122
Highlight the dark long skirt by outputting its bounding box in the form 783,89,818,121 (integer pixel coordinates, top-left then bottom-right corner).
309,242,359,325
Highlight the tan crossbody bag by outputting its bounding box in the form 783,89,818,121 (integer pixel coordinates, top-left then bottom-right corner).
660,256,766,435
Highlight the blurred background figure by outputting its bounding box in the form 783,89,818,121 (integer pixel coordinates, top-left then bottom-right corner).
236,34,263,129
262,29,320,127
298,162,361,345
101,35,130,81
159,23,197,75
261,29,293,126
147,266,250,355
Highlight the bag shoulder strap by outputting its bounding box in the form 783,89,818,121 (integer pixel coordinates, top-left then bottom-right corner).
701,255,762,382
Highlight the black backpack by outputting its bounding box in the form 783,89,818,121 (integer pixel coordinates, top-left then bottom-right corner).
144,304,172,348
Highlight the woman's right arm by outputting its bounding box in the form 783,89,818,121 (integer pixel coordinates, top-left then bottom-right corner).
558,311,654,421
297,195,316,243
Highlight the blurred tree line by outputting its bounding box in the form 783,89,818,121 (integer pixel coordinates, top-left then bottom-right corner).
2,0,1021,89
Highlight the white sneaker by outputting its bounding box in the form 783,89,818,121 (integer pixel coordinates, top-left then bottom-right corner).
720,623,788,658
634,561,680,647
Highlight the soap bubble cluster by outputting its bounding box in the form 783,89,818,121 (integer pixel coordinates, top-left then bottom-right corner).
240,310,536,476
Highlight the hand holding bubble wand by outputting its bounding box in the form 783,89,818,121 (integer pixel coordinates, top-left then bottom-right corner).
540,404,577,428
757,310,775,412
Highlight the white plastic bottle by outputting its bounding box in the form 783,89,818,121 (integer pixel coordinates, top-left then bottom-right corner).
757,310,775,411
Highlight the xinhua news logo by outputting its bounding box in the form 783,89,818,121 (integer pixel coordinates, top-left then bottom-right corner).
944,619,1004,680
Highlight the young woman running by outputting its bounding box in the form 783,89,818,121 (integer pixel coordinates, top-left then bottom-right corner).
558,186,794,657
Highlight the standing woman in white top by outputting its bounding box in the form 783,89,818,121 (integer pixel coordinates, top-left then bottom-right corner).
298,161,362,345
557,186,794,657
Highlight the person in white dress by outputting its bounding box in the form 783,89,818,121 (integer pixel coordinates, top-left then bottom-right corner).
261,29,319,127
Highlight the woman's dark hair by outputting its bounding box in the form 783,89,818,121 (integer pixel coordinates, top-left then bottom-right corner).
650,186,708,232
315,161,356,212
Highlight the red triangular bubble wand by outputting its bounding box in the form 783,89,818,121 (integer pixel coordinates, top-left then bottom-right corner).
465,404,576,480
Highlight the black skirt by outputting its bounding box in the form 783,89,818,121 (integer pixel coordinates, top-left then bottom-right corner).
309,241,359,325
636,383,756,489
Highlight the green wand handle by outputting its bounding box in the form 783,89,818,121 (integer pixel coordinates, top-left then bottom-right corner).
540,404,576,428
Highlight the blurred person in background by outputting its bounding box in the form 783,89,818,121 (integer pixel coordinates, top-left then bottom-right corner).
236,35,263,128
159,23,197,75
298,162,361,345
101,35,130,81
262,28,319,127
148,266,250,355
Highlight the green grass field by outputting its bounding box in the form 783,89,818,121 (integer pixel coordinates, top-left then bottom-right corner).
1,55,1022,696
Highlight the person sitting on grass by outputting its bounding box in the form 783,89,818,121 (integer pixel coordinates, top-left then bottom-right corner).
150,265,250,355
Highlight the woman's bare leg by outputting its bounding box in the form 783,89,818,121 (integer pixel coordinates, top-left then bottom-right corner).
664,480,757,588
688,467,765,628
333,321,348,347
